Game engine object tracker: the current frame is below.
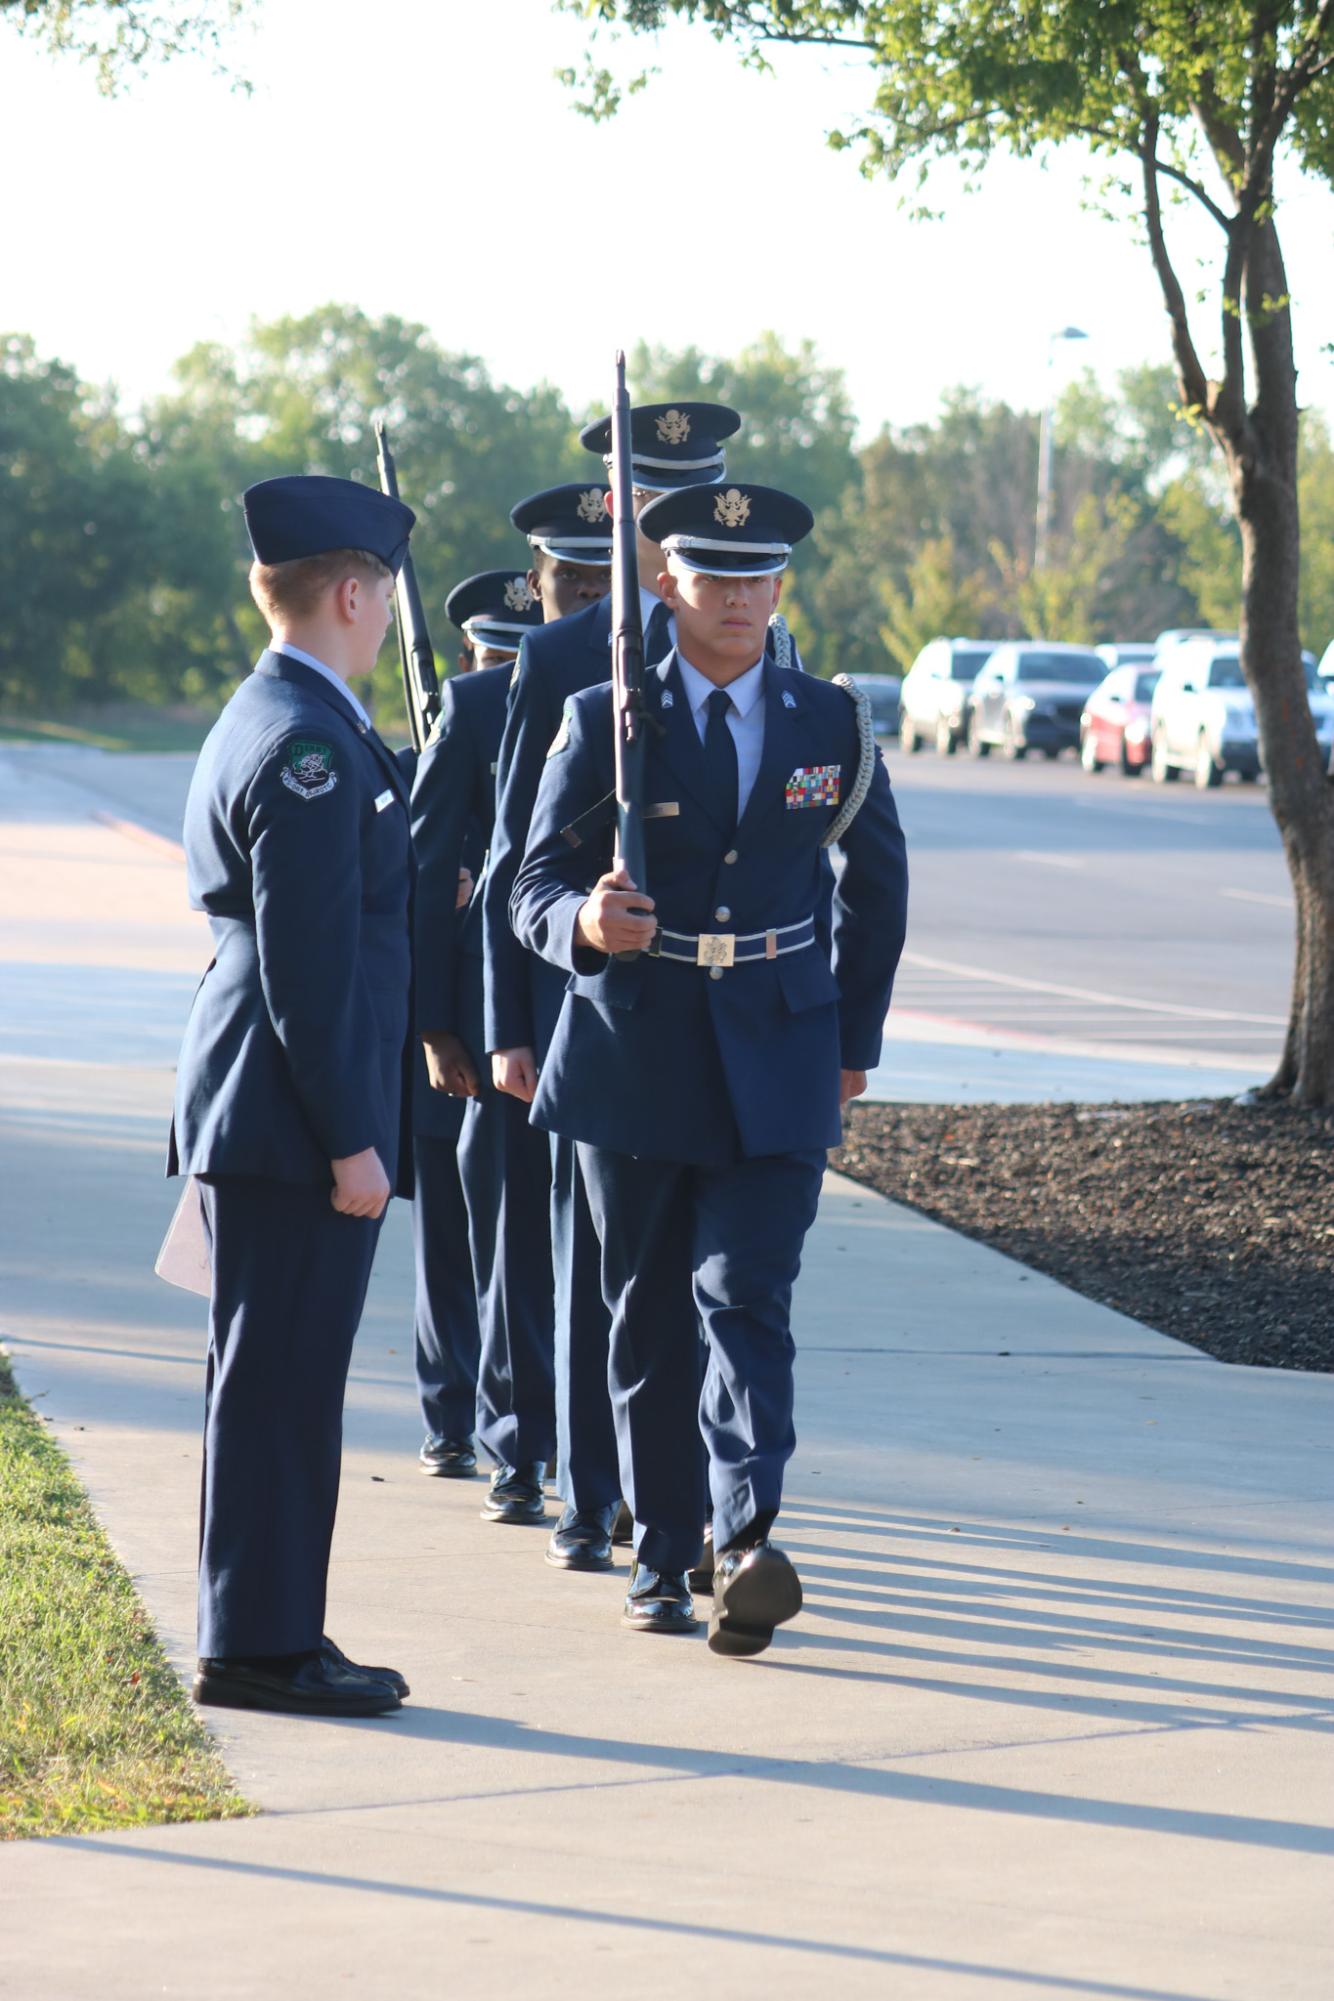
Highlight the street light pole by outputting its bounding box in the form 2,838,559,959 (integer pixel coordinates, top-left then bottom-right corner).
1035,325,1089,571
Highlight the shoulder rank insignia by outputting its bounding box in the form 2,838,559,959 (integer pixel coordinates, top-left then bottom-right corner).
660,688,674,710
547,705,573,759
714,488,751,529
785,765,841,809
781,689,797,710
657,408,691,445
281,739,337,799
576,487,607,523
503,577,535,611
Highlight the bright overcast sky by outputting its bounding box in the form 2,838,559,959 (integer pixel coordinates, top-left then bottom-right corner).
4,0,1332,438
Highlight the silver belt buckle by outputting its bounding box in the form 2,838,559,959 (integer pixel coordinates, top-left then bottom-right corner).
696,933,735,969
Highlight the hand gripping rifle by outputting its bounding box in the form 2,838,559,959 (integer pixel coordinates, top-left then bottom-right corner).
374,420,441,755
609,351,650,956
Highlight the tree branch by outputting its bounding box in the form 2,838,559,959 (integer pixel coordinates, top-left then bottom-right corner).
1192,75,1247,187
1263,0,1334,154
1138,124,1211,422
1148,153,1234,230
752,27,875,49
1214,206,1252,443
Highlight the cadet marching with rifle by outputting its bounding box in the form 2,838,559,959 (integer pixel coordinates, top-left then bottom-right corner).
510,379,908,1651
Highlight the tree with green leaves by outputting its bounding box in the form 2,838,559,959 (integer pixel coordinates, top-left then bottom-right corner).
1,0,248,90
558,1,1334,1105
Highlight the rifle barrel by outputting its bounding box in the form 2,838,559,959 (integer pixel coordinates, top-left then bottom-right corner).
609,352,647,908
374,420,440,754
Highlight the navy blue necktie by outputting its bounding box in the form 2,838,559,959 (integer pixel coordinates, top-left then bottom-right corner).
703,687,739,830
645,601,672,666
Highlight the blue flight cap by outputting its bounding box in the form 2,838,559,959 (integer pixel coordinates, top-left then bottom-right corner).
243,474,415,576
578,401,741,493
638,481,814,578
509,483,613,567
445,570,545,653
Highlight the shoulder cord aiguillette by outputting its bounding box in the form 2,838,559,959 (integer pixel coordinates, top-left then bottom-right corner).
768,612,793,673
821,675,876,849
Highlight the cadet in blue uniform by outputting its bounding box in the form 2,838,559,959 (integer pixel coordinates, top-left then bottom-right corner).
484,404,802,1582
403,595,485,1484
510,481,908,1655
169,475,416,1716
412,570,553,1524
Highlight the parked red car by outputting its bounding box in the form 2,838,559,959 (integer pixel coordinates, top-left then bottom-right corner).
1080,664,1161,776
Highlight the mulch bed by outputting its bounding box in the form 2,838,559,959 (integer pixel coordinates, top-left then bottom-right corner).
832,1099,1334,1372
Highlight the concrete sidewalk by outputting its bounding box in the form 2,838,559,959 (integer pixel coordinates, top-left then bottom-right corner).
2,751,1333,2000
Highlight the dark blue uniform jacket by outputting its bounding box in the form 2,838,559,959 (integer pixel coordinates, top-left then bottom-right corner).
168,651,413,1187
485,595,802,1061
510,651,908,1167
410,664,509,1117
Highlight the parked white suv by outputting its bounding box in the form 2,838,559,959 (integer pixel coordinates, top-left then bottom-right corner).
1150,636,1331,787
898,637,998,754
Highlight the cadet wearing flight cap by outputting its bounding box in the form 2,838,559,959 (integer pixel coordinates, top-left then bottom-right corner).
510,479,908,1655
169,474,416,1717
411,569,564,1522
485,404,767,1577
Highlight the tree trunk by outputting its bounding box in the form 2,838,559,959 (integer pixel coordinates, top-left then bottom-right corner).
1222,217,1334,1106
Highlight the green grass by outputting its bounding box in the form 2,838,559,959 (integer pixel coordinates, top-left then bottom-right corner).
0,706,214,754
0,1350,251,1840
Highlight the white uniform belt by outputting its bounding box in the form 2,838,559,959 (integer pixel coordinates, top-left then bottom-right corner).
646,914,816,969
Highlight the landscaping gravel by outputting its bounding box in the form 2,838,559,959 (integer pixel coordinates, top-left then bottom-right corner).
834,1098,1334,1372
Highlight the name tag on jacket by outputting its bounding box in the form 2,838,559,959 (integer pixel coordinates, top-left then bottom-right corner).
375,789,396,813
785,766,840,809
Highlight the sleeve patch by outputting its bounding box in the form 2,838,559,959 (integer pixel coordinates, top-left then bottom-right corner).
280,739,338,799
546,704,573,759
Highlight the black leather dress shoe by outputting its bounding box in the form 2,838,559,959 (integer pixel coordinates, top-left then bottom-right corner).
708,1540,802,1657
321,1635,409,1699
610,1499,634,1545
419,1434,477,1478
193,1653,402,1716
481,1460,547,1524
621,1562,697,1635
687,1522,715,1595
546,1503,616,1572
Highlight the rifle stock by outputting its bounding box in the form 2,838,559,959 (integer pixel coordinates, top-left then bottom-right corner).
374,420,441,754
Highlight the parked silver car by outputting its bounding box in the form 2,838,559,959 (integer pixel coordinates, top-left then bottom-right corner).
1095,642,1157,674
846,672,902,738
966,642,1108,760
898,637,998,754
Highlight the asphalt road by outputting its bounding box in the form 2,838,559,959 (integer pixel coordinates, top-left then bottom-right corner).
883,738,1291,1080
1,735,1296,1097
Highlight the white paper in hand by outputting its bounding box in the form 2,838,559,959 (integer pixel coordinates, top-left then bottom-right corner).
155,1177,212,1298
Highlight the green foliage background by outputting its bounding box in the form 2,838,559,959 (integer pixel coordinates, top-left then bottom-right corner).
4,309,1332,730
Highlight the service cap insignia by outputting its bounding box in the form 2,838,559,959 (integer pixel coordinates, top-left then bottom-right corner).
714,488,751,529
576,487,608,524
656,408,691,446
503,577,535,611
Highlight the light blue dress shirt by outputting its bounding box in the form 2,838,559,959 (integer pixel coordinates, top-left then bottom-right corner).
270,641,372,729
675,652,767,819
